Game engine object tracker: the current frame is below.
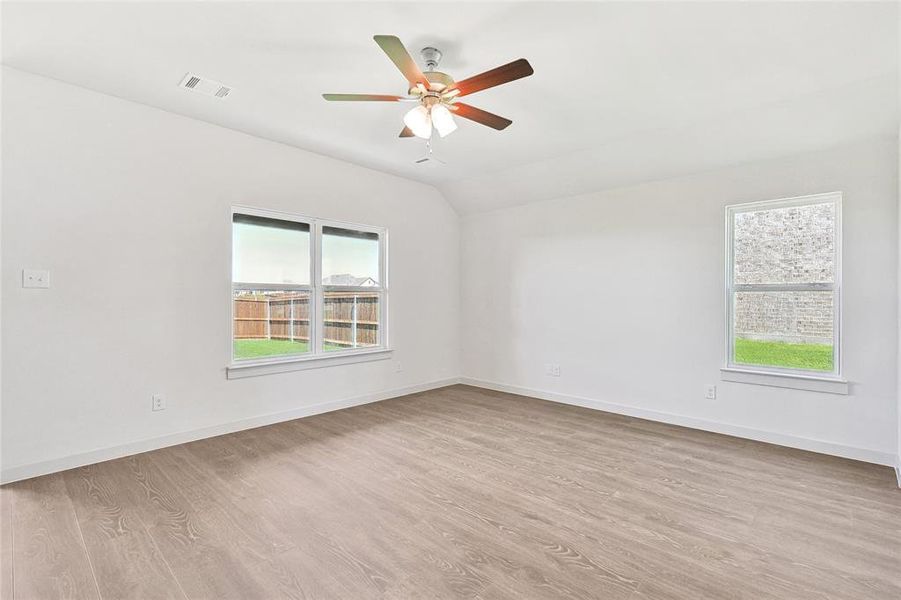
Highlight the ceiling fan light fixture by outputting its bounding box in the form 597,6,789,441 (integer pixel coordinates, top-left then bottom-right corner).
431,104,457,138
323,36,534,141
403,105,432,139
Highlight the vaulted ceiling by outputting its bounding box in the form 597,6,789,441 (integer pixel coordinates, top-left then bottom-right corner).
3,1,897,213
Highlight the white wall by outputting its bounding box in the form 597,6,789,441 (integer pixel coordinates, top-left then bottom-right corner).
2,67,898,482
461,137,899,464
897,9,901,482
0,68,460,481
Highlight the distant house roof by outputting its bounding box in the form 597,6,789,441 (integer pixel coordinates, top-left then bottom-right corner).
322,274,378,287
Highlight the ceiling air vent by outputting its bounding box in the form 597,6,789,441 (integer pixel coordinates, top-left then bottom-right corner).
179,73,232,99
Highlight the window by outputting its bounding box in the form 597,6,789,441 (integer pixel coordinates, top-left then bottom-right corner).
320,226,383,353
231,207,386,365
725,192,841,378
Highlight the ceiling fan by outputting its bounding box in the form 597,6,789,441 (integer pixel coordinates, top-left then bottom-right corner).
323,35,533,140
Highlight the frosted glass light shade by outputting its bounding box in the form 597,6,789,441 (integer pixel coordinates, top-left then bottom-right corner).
431,104,457,137
403,105,432,139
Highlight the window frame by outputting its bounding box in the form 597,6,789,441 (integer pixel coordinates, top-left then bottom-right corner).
724,192,842,380
229,205,388,369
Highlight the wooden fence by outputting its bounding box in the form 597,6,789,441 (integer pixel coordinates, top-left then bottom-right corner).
234,292,379,348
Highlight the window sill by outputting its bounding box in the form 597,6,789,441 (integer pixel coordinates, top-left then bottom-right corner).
227,348,392,379
720,367,848,395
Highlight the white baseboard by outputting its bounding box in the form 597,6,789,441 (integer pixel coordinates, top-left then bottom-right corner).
6,377,896,485
459,377,898,468
0,378,458,485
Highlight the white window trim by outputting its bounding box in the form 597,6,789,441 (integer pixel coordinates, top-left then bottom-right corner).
227,348,393,379
723,192,845,389
720,367,848,395
227,205,389,377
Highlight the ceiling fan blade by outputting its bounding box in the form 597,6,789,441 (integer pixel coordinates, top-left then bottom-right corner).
450,103,513,130
373,35,430,88
450,59,534,97
322,94,404,101
399,126,415,138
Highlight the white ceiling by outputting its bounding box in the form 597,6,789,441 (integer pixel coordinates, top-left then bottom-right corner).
3,1,898,214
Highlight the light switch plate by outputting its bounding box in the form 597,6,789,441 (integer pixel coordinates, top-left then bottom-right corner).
22,269,50,288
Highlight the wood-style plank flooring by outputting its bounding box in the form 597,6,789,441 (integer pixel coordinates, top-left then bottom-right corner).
2,385,899,599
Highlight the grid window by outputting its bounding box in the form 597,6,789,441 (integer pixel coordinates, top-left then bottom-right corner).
232,209,386,363
725,193,841,377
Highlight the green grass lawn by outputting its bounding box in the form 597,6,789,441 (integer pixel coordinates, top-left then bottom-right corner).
237,338,832,370
233,339,349,359
734,338,833,371
234,339,309,359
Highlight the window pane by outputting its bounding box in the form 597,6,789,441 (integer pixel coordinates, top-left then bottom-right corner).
233,214,310,285
322,292,380,351
733,202,835,284
733,291,833,371
321,226,380,286
233,289,310,360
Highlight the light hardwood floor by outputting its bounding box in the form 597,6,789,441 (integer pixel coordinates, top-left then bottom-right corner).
2,384,899,599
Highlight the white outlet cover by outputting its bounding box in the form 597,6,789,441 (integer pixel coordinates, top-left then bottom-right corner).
152,394,166,411
22,269,50,288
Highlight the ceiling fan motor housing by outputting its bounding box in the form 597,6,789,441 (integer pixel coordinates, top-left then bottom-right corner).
409,70,454,94
409,46,454,93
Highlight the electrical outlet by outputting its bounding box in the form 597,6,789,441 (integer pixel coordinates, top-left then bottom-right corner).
705,385,717,400
152,394,166,411
394,361,403,373
22,269,50,289
545,364,561,377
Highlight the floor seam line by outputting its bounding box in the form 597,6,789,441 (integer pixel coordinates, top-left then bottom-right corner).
69,486,104,600
10,487,16,600
134,511,190,600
